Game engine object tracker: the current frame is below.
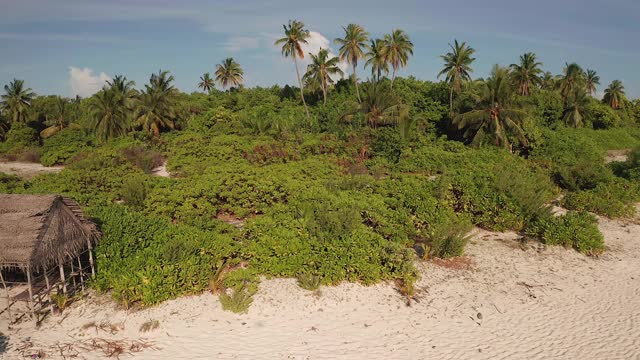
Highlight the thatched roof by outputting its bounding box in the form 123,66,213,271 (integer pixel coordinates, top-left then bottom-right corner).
0,194,100,270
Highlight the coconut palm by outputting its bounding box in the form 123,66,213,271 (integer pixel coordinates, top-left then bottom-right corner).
558,63,585,102
198,73,215,93
540,71,557,90
438,40,476,117
585,69,600,97
215,58,244,90
341,83,408,128
303,48,344,105
382,29,413,89
275,20,311,117
334,24,369,102
1,79,35,123
91,89,130,142
0,116,8,141
509,52,543,96
365,38,389,82
106,75,137,110
454,65,528,149
562,90,588,128
40,97,72,138
603,80,625,109
135,70,178,137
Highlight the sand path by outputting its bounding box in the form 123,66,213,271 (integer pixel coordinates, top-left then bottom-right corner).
0,162,63,180
2,213,639,359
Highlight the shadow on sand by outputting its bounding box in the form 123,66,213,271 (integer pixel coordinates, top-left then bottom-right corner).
0,331,8,353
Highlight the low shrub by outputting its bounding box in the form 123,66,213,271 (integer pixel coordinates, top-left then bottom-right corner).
562,178,640,218
40,129,93,166
527,211,605,255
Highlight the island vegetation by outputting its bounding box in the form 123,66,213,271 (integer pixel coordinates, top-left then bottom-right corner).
1,21,639,312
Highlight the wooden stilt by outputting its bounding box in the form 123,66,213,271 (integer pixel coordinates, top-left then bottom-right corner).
0,270,11,323
26,266,36,323
87,239,96,278
77,256,85,291
70,261,77,290
43,269,54,315
58,258,67,294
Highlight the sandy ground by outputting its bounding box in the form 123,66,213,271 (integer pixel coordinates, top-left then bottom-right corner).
2,209,638,360
0,162,64,180
604,149,631,164
150,161,170,178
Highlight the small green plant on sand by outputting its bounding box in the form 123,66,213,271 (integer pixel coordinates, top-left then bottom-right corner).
296,273,321,291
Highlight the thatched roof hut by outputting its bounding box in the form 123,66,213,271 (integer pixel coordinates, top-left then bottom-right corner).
0,194,99,270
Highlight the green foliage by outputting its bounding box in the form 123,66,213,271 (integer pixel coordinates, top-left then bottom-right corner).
0,172,26,192
527,212,605,255
0,123,38,153
562,178,640,218
39,128,93,166
297,273,322,291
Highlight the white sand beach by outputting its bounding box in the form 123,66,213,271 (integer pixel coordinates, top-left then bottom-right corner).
2,211,639,360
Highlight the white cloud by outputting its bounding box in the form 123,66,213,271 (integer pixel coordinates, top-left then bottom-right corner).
224,36,261,52
69,66,110,98
299,31,349,81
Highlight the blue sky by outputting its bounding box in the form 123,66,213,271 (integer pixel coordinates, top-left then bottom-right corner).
1,0,639,98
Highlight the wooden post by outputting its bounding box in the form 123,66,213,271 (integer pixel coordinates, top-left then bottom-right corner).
58,258,67,294
43,268,54,315
70,261,77,290
87,239,96,278
77,256,85,291
0,270,11,323
26,266,36,323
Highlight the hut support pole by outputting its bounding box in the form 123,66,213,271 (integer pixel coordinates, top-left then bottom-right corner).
77,256,85,291
43,269,54,315
58,258,67,295
87,239,96,278
70,261,77,290
26,266,36,323
0,270,11,323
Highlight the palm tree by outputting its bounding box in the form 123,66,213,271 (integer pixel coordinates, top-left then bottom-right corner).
198,73,215,93
341,83,408,128
438,40,476,118
382,29,414,89
303,48,344,105
540,71,556,90
215,58,244,90
334,24,369,102
585,69,600,97
0,116,8,141
91,89,130,142
603,80,625,109
275,20,311,117
40,97,72,138
454,65,528,149
1,79,35,123
135,70,178,137
509,52,543,96
558,63,585,102
562,90,588,128
106,75,137,110
365,38,389,82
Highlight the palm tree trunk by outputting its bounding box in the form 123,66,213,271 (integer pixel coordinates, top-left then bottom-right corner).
322,75,327,105
391,67,397,89
449,86,454,120
293,56,310,118
353,63,361,103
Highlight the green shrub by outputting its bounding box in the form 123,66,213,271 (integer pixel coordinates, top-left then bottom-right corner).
0,172,26,193
40,129,93,166
527,212,605,255
297,273,322,291
562,178,640,218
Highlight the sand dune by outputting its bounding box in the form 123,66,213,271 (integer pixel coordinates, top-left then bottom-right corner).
2,213,639,359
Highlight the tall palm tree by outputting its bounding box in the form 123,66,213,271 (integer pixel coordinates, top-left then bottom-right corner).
91,89,130,142
198,73,215,93
382,29,414,89
1,79,35,123
438,40,476,118
365,38,389,82
135,70,178,137
509,52,543,96
603,80,625,109
558,63,585,102
106,75,137,110
275,20,311,117
40,97,72,138
215,58,244,90
454,65,527,149
341,83,408,128
562,90,588,128
303,48,344,105
334,24,369,102
585,69,600,97
540,71,556,90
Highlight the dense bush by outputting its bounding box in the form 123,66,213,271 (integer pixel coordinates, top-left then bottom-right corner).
39,128,93,166
526,211,605,255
